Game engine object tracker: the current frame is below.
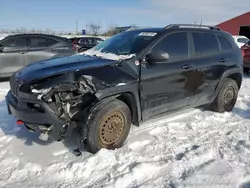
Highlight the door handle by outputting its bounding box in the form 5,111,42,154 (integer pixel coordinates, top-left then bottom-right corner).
18,52,27,54
219,58,226,63
182,64,193,69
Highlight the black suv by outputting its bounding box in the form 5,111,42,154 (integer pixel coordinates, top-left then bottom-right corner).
6,24,243,153
0,34,77,77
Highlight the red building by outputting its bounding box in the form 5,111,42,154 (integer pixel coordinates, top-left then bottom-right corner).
216,11,250,38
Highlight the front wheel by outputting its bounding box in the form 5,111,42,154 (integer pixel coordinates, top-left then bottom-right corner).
211,78,239,113
84,99,131,153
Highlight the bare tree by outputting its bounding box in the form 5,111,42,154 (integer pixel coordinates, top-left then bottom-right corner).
88,23,102,36
30,28,36,33
19,27,27,33
45,28,53,34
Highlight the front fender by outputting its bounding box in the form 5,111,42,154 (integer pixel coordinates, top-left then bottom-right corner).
94,81,142,123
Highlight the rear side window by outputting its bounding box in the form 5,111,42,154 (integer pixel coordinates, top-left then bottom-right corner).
218,35,233,51
2,37,28,48
30,37,58,47
192,32,219,56
152,32,188,62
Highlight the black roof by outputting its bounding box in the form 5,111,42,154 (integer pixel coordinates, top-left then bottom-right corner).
127,24,226,35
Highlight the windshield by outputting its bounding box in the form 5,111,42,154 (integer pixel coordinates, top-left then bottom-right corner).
90,30,159,56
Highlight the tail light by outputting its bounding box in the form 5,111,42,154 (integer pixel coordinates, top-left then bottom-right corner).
242,49,245,57
16,120,24,125
72,44,77,51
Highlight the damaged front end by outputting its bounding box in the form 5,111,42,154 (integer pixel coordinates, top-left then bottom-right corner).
8,72,105,141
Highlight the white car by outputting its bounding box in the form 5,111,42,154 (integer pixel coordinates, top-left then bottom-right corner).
232,35,249,48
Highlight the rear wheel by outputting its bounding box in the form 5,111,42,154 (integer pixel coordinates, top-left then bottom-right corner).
84,99,131,153
211,78,238,113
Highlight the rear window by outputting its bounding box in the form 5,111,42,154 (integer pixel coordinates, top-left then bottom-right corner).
192,32,219,56
79,38,103,45
218,35,233,51
30,37,58,47
237,37,249,44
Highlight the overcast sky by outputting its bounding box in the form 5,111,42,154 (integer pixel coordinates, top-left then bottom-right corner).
0,0,249,32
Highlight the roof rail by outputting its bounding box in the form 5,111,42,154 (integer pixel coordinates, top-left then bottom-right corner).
164,24,221,30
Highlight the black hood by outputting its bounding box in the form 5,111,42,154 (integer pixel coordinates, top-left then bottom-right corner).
15,54,116,82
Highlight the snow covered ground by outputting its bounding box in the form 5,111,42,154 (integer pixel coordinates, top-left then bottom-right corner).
1,76,250,188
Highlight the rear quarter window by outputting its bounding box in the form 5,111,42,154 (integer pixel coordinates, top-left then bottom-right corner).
217,35,233,51
192,32,219,57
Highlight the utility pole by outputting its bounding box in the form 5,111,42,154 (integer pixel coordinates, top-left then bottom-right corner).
199,19,203,27
76,19,78,35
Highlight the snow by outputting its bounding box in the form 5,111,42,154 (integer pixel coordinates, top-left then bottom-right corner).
81,48,136,61
1,76,250,187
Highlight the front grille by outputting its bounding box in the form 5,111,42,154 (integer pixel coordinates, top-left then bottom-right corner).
9,75,22,97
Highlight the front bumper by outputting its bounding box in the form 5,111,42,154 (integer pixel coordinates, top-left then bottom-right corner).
6,91,67,141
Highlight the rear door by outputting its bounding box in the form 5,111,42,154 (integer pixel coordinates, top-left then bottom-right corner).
51,38,76,56
27,36,59,64
188,32,226,106
0,36,29,76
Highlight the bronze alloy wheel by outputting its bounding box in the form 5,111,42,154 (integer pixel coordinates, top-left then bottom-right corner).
98,110,125,146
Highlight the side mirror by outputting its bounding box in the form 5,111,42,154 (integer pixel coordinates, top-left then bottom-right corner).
145,50,169,64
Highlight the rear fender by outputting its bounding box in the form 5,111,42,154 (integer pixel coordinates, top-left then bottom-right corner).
210,66,243,103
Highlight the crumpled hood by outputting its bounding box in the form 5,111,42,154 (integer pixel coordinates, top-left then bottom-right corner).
15,54,116,82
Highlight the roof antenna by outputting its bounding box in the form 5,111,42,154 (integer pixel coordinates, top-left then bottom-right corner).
199,20,203,28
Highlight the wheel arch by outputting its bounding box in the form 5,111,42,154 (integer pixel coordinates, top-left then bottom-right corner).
94,86,142,126
211,66,243,103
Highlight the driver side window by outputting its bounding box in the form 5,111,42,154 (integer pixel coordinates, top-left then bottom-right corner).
151,32,188,62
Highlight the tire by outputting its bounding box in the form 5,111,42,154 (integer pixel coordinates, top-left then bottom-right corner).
85,99,131,153
211,78,239,113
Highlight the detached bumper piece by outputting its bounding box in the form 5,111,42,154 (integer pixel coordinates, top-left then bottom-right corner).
5,91,69,141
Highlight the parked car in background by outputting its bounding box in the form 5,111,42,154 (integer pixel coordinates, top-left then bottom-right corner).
6,24,243,153
68,37,82,45
0,34,77,78
232,35,249,48
241,40,250,71
75,37,104,52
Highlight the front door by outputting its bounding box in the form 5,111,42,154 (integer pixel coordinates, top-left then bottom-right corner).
0,37,29,76
140,32,194,120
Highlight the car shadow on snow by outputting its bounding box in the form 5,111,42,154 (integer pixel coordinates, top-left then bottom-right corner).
233,107,250,119
232,98,250,119
0,99,79,153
